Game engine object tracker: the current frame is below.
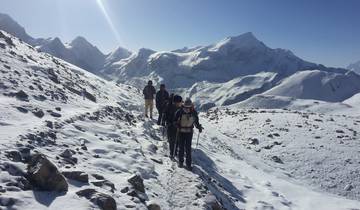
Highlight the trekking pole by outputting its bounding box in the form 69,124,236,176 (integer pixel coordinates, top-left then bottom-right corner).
173,129,179,157
196,131,201,149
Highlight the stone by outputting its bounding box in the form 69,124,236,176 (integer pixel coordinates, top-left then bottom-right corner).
5,150,22,162
15,90,28,101
60,149,73,159
62,171,89,183
120,186,129,193
16,107,28,113
50,111,62,118
27,153,68,192
91,180,115,192
76,189,116,210
147,203,161,210
32,108,45,118
128,174,145,193
271,156,283,164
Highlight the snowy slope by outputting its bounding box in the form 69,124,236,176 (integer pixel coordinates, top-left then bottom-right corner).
181,72,279,110
264,70,360,102
198,107,360,208
2,30,360,210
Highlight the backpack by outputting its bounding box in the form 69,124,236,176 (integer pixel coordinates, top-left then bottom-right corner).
178,110,196,133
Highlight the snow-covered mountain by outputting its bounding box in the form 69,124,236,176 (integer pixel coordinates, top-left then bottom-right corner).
37,36,107,73
0,13,131,74
2,30,360,210
347,60,360,75
108,32,322,88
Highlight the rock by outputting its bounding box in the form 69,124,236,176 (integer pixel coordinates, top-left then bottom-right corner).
271,156,283,164
120,186,129,193
91,180,116,192
248,138,259,145
60,149,74,159
16,107,28,113
204,193,224,210
45,121,53,129
92,174,105,180
18,147,31,162
76,189,116,210
50,111,62,118
128,174,145,193
0,196,17,207
344,184,353,191
55,107,61,111
147,144,158,154
150,158,163,164
336,130,344,134
32,108,45,118
15,90,29,101
62,171,89,183
5,150,22,162
2,162,26,176
147,202,161,210
27,153,68,192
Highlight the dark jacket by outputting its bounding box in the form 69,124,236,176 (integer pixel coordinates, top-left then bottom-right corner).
156,90,169,110
174,107,201,133
162,102,179,127
143,85,156,100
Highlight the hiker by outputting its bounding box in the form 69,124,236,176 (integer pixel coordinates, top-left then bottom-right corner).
155,84,169,125
174,98,203,170
143,80,156,118
162,94,182,160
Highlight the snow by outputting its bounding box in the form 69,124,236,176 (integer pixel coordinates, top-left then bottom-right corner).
264,70,360,102
347,60,360,75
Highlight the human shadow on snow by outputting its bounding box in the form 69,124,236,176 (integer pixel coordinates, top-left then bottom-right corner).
33,190,66,207
192,148,246,209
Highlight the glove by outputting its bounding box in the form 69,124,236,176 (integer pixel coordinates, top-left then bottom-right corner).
198,125,203,133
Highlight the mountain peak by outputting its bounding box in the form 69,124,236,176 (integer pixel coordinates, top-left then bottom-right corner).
211,32,265,52
70,36,92,47
0,13,34,43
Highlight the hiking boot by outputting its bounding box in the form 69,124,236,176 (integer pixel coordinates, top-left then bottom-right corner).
145,114,149,118
186,165,192,171
170,156,175,161
178,162,183,168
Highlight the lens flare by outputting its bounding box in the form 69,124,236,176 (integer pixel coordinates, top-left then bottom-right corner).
96,0,122,44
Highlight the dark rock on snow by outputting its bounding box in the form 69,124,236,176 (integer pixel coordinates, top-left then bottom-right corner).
76,188,116,210
26,153,68,192
62,171,89,183
128,174,145,193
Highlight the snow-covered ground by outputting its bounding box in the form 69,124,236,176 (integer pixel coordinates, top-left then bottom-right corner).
1,30,360,210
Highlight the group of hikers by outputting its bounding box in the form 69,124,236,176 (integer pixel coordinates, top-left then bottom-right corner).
143,80,203,171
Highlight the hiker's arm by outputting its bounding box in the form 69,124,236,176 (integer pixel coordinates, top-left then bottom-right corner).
194,111,203,132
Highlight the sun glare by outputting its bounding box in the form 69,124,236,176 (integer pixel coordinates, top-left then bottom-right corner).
96,0,122,44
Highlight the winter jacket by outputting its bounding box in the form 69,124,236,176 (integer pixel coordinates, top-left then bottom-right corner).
143,85,156,100
174,107,201,133
156,90,169,110
162,102,179,127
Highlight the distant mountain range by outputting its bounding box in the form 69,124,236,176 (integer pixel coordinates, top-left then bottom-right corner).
1,12,359,110
0,13,132,74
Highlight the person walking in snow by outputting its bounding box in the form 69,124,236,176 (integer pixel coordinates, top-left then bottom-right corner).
162,94,182,160
143,80,156,118
156,84,169,125
174,98,203,170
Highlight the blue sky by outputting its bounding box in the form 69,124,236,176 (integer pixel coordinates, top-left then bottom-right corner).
1,0,360,67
